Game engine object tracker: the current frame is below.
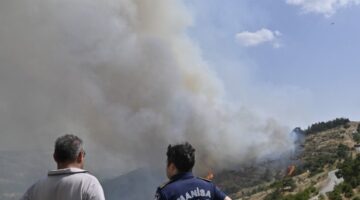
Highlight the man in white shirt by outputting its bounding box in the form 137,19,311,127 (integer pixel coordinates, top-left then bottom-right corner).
21,134,105,200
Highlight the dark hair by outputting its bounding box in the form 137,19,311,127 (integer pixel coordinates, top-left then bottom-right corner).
54,134,83,163
167,142,195,172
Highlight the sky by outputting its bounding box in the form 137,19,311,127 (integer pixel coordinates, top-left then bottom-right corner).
184,0,360,128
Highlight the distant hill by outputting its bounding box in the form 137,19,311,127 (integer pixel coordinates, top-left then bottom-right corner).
213,127,305,195
222,119,360,200
102,168,164,200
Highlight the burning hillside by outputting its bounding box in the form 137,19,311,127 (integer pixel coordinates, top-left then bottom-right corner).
226,120,360,200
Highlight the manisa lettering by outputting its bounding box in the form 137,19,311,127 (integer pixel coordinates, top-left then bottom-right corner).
176,188,211,200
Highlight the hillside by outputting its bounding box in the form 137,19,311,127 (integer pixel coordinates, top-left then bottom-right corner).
217,119,360,200
1,119,359,200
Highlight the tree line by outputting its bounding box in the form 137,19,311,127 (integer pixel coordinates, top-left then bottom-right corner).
305,118,350,135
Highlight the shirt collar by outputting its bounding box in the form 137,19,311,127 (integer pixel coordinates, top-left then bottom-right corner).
48,168,88,176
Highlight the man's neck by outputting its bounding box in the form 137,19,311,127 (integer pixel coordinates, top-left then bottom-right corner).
57,162,82,170
170,171,193,180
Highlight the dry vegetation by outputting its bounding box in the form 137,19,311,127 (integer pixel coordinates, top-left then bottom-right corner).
216,120,360,200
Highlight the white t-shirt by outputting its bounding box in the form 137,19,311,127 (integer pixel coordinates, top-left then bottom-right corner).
21,168,105,200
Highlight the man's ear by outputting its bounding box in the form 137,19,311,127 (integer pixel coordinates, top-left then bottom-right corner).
76,151,84,163
169,163,176,170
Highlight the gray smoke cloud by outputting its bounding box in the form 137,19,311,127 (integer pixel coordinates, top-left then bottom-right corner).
0,0,294,173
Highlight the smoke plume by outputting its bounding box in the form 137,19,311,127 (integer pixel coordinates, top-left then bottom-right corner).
0,0,294,172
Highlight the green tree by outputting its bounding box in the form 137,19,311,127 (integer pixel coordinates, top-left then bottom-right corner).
337,155,360,188
337,144,350,158
342,183,354,198
264,189,282,200
353,132,360,143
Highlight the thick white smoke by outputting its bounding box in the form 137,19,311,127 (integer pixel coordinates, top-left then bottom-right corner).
0,0,294,172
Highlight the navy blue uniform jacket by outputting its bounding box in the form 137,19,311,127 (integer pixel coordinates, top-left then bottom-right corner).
155,172,227,200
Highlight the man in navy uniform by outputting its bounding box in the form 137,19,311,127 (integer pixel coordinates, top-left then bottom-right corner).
155,142,232,200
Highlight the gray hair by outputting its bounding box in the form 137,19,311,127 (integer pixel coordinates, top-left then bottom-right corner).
54,134,83,163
